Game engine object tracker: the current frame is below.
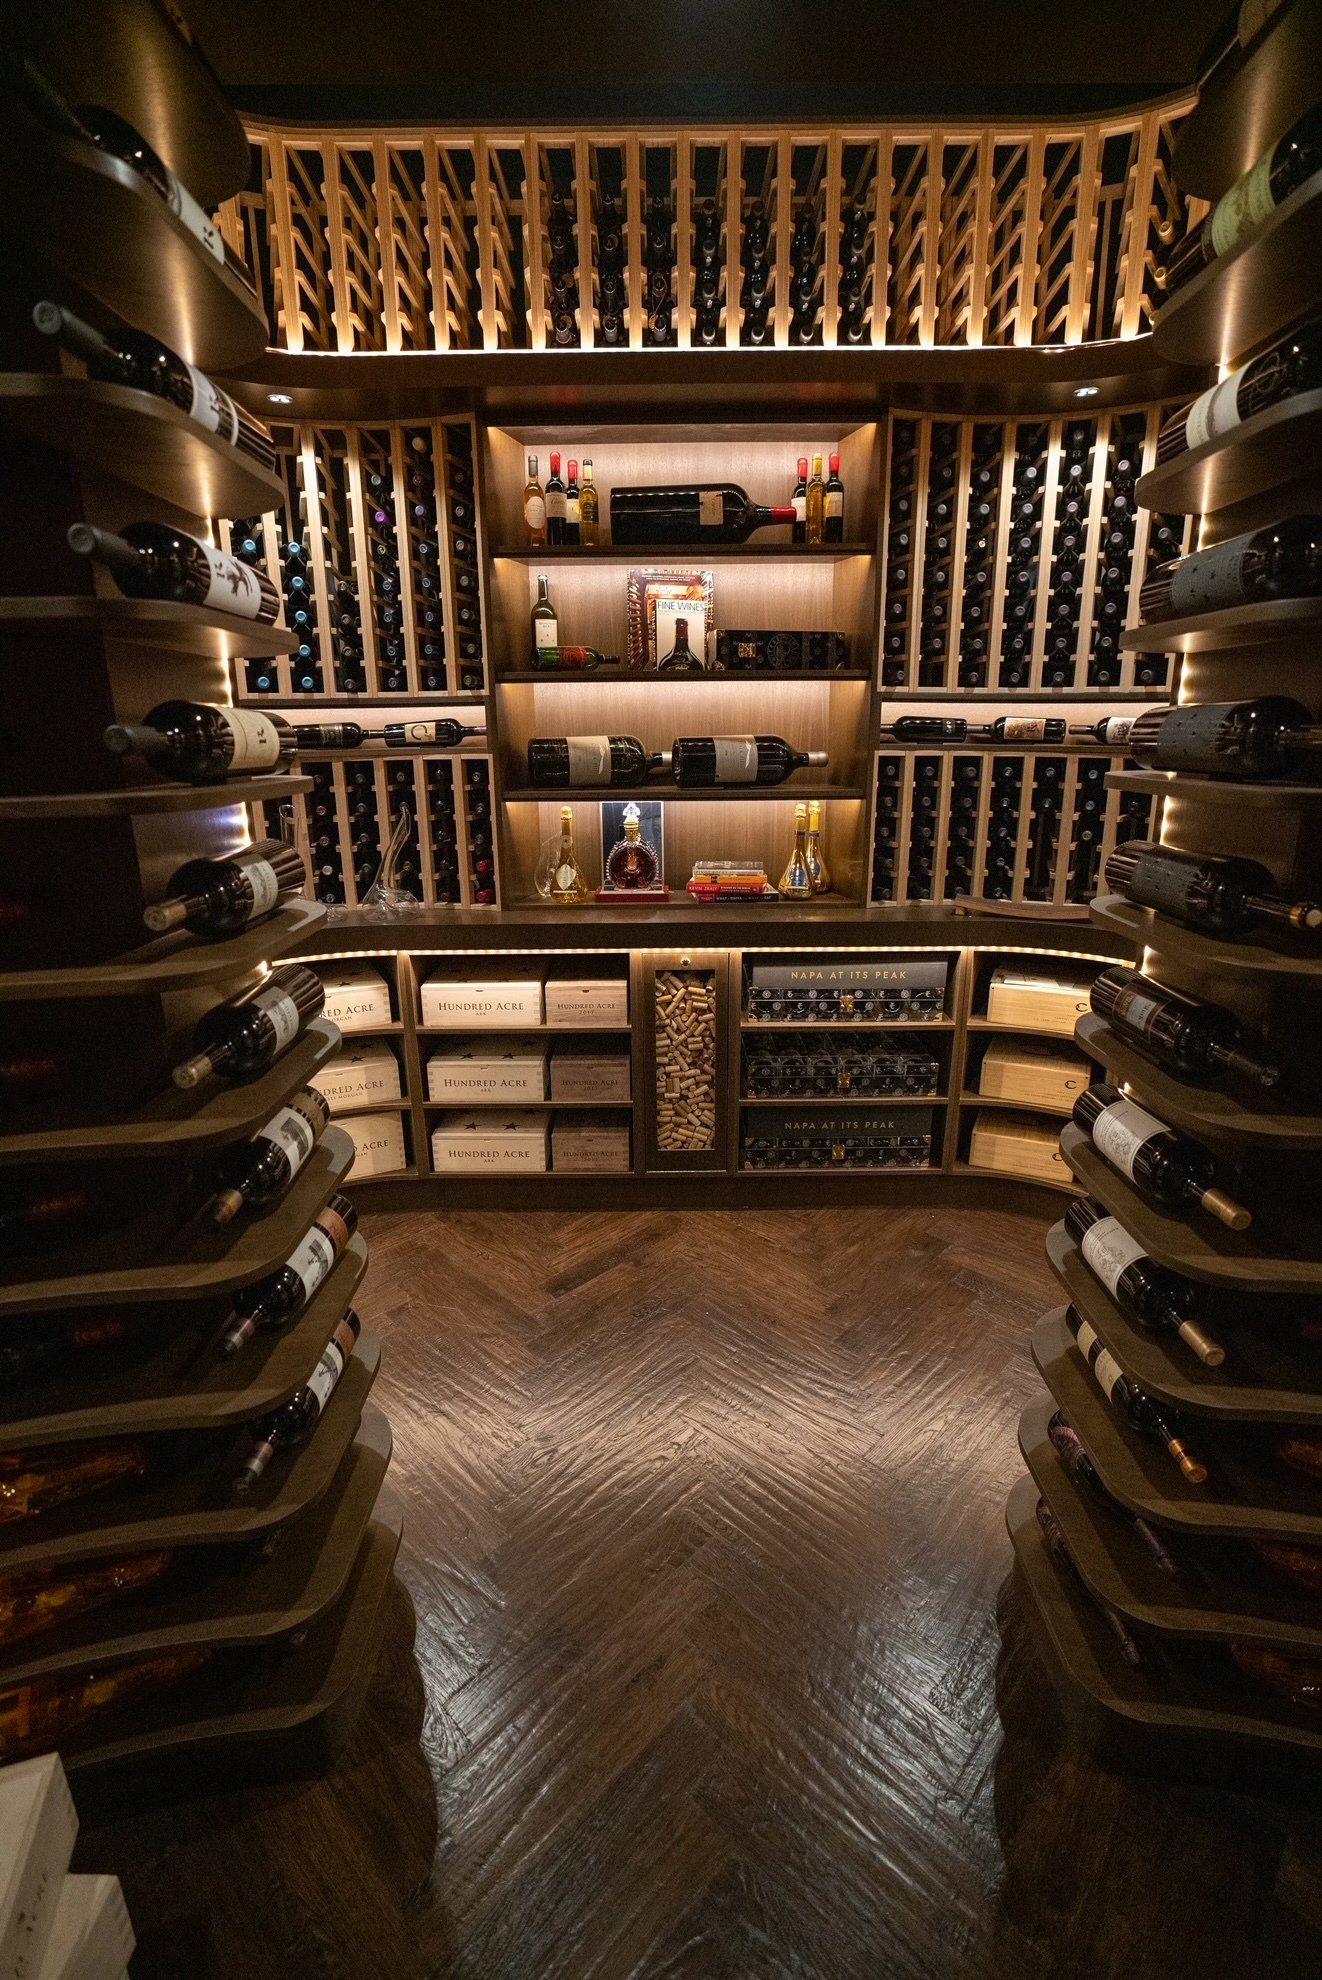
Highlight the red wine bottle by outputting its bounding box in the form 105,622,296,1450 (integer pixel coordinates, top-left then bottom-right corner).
1064,1196,1224,1365
232,1311,360,1493
1047,1413,1183,1574
221,1194,357,1355
1104,840,1322,938
203,1090,331,1229
382,720,486,748
1090,965,1279,1088
106,700,294,783
1159,318,1322,461
1072,1084,1250,1230
1164,106,1322,296
1125,697,1322,780
527,736,664,787
1139,516,1322,621
171,965,326,1089
1034,1497,1146,1666
823,453,845,542
144,840,306,938
1061,1308,1209,1482
608,483,798,544
670,736,829,786
70,522,279,623
1068,714,1142,745
0,1314,130,1387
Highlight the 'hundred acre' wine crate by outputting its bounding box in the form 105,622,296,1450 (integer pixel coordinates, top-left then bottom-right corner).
977,1037,1091,1111
431,1110,551,1170
427,1044,549,1103
316,964,394,1033
310,1040,403,1112
340,1110,409,1178
420,967,545,1028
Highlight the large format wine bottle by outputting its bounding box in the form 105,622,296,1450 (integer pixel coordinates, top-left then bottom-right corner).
144,840,306,938
0,1549,173,1653
1125,697,1322,780
1064,1197,1224,1365
0,1440,147,1527
1062,1306,1209,1483
1104,840,1322,937
670,736,829,787
1072,1084,1250,1230
527,735,665,787
232,1311,360,1494
69,521,279,622
1091,964,1280,1088
1139,516,1322,620
33,302,275,468
0,1648,209,1764
171,964,327,1089
106,699,294,782
204,1088,331,1228
608,483,798,544
221,1193,357,1355
1159,318,1322,462
1164,106,1322,296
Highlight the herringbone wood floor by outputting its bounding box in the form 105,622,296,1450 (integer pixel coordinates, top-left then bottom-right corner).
80,1207,1322,1979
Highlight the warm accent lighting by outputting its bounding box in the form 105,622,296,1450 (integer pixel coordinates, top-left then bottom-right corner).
268,392,293,404
1073,385,1100,398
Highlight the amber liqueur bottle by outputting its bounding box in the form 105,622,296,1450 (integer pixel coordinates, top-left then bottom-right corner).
0,1648,209,1763
0,1439,148,1526
0,1549,173,1652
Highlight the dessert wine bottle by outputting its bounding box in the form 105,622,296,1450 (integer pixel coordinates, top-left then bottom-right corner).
579,459,600,545
203,1088,331,1228
523,454,546,545
383,719,487,746
1139,516,1322,620
0,1439,148,1527
171,964,327,1089
0,1648,209,1763
778,802,815,900
1061,1308,1209,1482
527,736,664,787
670,736,829,787
70,521,279,622
144,840,306,937
1163,106,1322,296
105,699,295,782
805,797,831,894
1063,1196,1224,1365
1104,840,1322,937
32,302,275,467
1124,697,1322,780
608,483,797,545
1072,1083,1250,1229
0,1549,173,1653
1158,318,1322,461
232,1312,361,1494
1090,965,1280,1087
805,455,826,545
221,1194,357,1355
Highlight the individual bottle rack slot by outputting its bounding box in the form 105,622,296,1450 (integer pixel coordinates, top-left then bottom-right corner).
278,753,500,909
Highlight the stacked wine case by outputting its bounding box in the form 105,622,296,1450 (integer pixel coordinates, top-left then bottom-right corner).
1008,0,1322,1780
0,2,397,1785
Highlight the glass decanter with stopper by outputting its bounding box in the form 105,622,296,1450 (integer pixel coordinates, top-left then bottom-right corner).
603,801,663,893
535,805,591,905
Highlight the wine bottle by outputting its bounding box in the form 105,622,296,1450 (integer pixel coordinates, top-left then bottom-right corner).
1091,964,1279,1088
1064,1197,1224,1365
0,1647,209,1763
670,736,829,787
1164,106,1322,296
527,736,664,787
203,1088,331,1228
971,716,1068,743
143,840,305,938
221,1193,357,1355
382,719,487,746
530,574,558,658
0,1439,147,1527
70,522,278,622
1034,1497,1146,1666
1125,697,1322,780
544,452,567,544
105,699,294,783
528,644,616,672
32,302,274,468
823,452,845,543
1069,714,1142,745
1229,1640,1322,1711
564,460,582,545
1073,1084,1251,1230
778,802,814,900
608,483,797,545
1139,516,1322,620
1104,840,1322,937
1159,319,1322,462
0,1548,173,1653
805,797,831,894
579,459,600,546
1062,1305,1209,1482
523,454,546,545
232,1311,361,1494
791,457,809,543
0,1314,129,1387
542,806,590,905
805,455,826,545
171,964,327,1089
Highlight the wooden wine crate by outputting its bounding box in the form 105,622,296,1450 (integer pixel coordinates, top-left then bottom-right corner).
977,1037,1091,1111
310,1040,403,1112
985,966,1097,1037
969,1108,1071,1185
430,1110,550,1171
338,1111,409,1179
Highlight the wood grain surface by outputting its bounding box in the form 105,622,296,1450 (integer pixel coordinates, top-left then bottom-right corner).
73,1205,1322,1980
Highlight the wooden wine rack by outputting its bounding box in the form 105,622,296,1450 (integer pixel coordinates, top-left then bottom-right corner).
0,1,397,1785
1007,0,1322,1781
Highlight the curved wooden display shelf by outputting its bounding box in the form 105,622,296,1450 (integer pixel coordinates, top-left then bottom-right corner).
0,1019,340,1167
0,376,283,521
1151,168,1322,368
1104,767,1322,808
0,1405,391,1691
1032,1311,1322,1542
1172,0,1322,202
1119,596,1322,654
64,1502,401,1784
1045,1221,1322,1424
1008,1473,1322,1778
0,773,311,821
956,1159,1075,1195
0,595,297,661
493,544,871,564
1090,893,1322,978
1074,1012,1322,1151
0,1236,367,1452
1021,1395,1322,1653
1135,388,1322,518
1058,1123,1322,1292
0,118,268,369
501,784,868,804
0,1336,379,1577
0,899,325,1003
0,1126,355,1316
496,668,874,685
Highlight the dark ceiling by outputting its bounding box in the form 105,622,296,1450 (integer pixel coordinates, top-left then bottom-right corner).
188,0,1228,124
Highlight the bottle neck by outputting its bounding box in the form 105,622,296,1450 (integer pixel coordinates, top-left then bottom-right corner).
173,1043,224,1089
1277,725,1322,752
1245,893,1322,930
144,892,209,933
104,720,169,760
1210,1040,1279,1088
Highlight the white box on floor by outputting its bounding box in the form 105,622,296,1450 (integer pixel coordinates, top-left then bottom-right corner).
36,1875,133,1980
309,1040,403,1112
316,964,393,1032
543,976,629,1026
341,1110,408,1178
0,1755,78,1980
551,1111,632,1173
985,967,1094,1037
430,1110,550,1171
420,967,544,1029
427,1043,548,1104
549,1047,632,1104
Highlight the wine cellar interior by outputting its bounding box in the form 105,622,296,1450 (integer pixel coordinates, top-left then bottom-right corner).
3,1,1322,1973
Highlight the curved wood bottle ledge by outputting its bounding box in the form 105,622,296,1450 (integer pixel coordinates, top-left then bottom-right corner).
0,773,312,822
1104,768,1322,809
1171,0,1322,201
1118,595,1322,654
0,594,299,660
1150,168,1322,369
1135,388,1322,520
1089,895,1322,979
0,899,326,1003
1073,1014,1322,1151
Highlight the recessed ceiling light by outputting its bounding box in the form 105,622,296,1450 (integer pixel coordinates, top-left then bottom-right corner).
1074,384,1099,398
268,392,293,404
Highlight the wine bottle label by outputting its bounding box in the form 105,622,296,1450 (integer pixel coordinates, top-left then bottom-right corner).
1166,536,1252,616
307,1336,348,1412
534,619,559,650
1093,1096,1165,1180
793,496,807,527
1124,850,1196,917
1073,1315,1124,1402
1112,984,1163,1037
204,546,268,620
1184,372,1245,452
999,718,1050,742
259,1104,318,1171
525,495,546,530
239,857,280,915
824,491,844,517
220,705,282,767
182,363,240,445
1208,151,1278,261
566,736,612,783
252,986,301,1050
285,1225,336,1302
713,737,760,782
1080,1216,1147,1296
699,491,725,526
546,490,567,520
166,170,225,263
1103,716,1135,744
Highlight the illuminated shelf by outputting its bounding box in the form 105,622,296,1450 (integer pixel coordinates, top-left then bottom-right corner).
493,543,872,563
501,783,867,803
1091,894,1322,977
1105,768,1322,807
496,669,871,684
1135,389,1322,518
1151,168,1322,369
1119,597,1322,654
0,594,298,660
0,774,310,821
0,900,325,1002
1172,0,1322,201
